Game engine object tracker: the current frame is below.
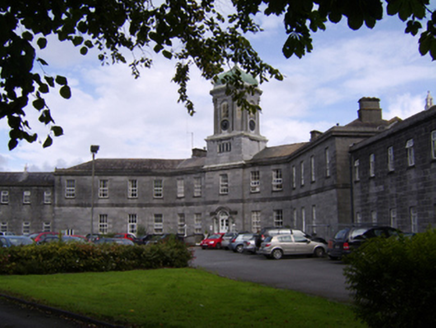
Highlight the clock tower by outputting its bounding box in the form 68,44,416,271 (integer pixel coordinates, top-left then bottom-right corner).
205,67,268,167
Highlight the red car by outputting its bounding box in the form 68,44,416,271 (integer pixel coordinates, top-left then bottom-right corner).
113,233,136,241
200,233,225,249
28,231,58,243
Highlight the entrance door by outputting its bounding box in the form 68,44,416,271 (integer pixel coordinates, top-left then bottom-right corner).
218,212,229,233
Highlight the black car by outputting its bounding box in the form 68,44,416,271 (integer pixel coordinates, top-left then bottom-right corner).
144,233,185,245
327,226,401,260
133,234,155,245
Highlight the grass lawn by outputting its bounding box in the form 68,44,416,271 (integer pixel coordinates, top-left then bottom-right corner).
0,268,366,327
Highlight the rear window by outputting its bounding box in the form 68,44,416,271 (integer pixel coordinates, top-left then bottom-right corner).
264,236,273,242
350,228,370,239
334,229,348,240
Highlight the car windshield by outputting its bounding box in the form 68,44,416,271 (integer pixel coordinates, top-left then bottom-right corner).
208,234,221,239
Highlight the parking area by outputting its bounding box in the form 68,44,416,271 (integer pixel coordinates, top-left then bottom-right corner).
190,247,352,303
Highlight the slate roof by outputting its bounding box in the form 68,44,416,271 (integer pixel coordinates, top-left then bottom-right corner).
250,143,307,162
0,172,54,186
55,157,208,174
57,158,186,172
54,142,309,175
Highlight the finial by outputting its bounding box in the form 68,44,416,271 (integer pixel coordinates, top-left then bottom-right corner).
425,91,433,110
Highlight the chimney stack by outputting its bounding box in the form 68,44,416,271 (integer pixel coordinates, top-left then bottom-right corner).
358,97,382,123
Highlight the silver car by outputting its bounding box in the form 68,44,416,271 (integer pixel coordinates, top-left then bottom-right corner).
221,232,238,249
258,233,326,259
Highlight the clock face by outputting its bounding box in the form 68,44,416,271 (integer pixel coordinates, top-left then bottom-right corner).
221,119,229,131
249,119,256,131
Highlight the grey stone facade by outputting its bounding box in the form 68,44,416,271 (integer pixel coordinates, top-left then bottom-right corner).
350,104,436,233
1,71,435,240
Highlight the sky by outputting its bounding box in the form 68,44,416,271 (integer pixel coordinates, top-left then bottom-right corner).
1,4,436,172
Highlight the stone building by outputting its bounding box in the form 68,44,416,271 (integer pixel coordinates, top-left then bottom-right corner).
350,98,436,232
0,69,434,239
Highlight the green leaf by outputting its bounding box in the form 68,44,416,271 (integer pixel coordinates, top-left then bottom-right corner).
51,126,64,137
38,83,49,94
348,17,364,30
162,50,172,59
154,44,164,53
32,98,45,110
37,37,47,49
8,138,18,150
84,40,93,48
80,46,88,55
59,85,71,99
43,136,53,148
72,36,84,46
22,31,33,41
55,76,68,85
39,110,53,124
44,76,55,88
37,58,48,66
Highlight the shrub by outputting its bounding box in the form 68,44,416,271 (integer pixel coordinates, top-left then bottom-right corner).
343,229,436,328
0,236,193,275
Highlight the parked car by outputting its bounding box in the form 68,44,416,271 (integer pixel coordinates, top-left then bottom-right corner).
221,232,238,249
242,234,259,254
114,233,136,241
258,233,327,259
39,235,88,244
229,233,258,253
200,233,225,249
0,231,15,236
327,226,401,260
134,234,155,245
86,233,102,242
94,237,135,245
255,227,311,248
28,231,59,243
145,234,185,245
0,235,34,247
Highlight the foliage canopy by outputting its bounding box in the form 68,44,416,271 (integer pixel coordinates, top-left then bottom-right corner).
343,229,436,327
1,0,435,149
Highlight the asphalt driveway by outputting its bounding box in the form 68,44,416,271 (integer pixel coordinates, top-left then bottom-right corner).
191,247,352,303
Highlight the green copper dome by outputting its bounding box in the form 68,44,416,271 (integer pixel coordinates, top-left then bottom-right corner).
214,66,258,88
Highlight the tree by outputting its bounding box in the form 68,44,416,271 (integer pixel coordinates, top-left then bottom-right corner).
1,0,435,150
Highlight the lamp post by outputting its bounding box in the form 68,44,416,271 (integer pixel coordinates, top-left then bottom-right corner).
90,145,99,238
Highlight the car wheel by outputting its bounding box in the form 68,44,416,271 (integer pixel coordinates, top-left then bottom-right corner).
272,249,283,260
314,247,325,258
216,243,221,249
235,244,243,253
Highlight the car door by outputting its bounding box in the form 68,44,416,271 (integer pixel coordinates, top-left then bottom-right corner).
277,235,294,255
292,234,312,254
0,237,8,247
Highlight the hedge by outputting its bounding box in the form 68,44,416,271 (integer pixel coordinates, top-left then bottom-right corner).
343,229,436,328
0,237,193,275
